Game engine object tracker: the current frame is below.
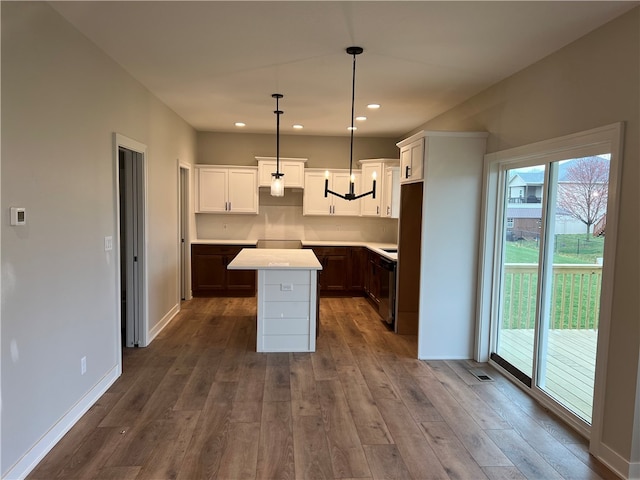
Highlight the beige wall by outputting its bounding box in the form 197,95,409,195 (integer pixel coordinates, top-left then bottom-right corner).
196,131,400,242
197,131,398,168
414,8,639,474
1,3,197,476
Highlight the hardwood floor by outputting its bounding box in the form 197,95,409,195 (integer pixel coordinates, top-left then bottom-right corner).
28,297,618,480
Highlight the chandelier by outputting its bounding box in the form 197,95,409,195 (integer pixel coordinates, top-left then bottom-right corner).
324,46,376,201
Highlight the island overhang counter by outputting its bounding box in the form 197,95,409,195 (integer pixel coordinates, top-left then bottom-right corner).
227,248,322,352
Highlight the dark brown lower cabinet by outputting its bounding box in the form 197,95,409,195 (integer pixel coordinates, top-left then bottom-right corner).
311,247,350,295
310,246,382,299
365,250,384,310
191,244,256,297
349,247,366,292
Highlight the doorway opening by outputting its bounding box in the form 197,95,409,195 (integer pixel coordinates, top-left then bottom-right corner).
178,164,190,302
116,134,147,349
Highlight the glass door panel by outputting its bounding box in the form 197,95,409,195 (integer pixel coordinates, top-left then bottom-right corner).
536,156,609,423
494,164,546,382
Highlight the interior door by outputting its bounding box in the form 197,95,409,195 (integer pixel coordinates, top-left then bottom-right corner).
179,166,189,301
119,147,144,348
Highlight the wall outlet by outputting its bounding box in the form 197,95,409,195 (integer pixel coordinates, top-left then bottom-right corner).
281,283,293,291
81,356,87,375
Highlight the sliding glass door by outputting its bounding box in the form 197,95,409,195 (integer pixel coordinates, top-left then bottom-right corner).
493,155,610,424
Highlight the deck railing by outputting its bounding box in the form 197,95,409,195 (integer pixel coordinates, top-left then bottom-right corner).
502,264,602,330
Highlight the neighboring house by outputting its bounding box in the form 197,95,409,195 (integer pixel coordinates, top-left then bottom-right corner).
506,157,609,240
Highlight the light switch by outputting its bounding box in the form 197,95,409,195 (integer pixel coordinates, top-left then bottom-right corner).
10,207,26,226
104,236,113,251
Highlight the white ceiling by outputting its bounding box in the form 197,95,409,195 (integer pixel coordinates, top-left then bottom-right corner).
50,1,637,138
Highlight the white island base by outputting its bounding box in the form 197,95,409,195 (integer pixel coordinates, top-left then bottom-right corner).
227,248,322,352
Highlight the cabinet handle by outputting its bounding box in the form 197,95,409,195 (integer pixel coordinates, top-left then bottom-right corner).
387,205,390,216
228,201,231,211
405,165,411,178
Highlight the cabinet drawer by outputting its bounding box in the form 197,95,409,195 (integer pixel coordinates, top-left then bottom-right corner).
263,284,310,301
263,317,310,335
264,270,311,285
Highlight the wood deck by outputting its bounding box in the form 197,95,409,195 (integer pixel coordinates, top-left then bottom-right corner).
499,329,597,422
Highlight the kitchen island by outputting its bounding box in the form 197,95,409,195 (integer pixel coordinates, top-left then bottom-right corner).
227,248,322,352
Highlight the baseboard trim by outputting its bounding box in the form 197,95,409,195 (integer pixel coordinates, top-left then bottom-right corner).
597,442,638,480
147,302,180,344
3,364,120,480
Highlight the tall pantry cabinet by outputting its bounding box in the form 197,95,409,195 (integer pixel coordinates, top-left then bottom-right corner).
395,131,488,360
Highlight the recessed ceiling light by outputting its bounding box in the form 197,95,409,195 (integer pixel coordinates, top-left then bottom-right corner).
367,104,381,109
347,126,357,131
355,116,367,121
293,124,304,130
234,122,246,127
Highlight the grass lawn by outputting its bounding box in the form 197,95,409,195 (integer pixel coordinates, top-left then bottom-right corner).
505,234,604,264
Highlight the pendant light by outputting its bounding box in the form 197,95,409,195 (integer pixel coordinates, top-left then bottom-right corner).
271,93,285,197
324,46,376,201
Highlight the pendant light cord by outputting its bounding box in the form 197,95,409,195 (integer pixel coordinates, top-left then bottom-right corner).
349,50,357,179
272,93,283,177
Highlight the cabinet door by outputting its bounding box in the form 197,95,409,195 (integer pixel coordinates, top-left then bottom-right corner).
369,257,382,306
313,247,349,295
197,168,228,212
349,247,365,293
400,138,424,184
360,162,382,216
332,172,361,216
282,161,305,188
228,169,258,213
383,167,400,218
258,160,277,187
226,267,256,295
191,250,226,295
322,254,349,293
303,171,332,215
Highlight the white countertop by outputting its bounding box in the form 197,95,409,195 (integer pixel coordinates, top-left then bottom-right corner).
301,241,397,261
191,239,259,246
227,248,322,270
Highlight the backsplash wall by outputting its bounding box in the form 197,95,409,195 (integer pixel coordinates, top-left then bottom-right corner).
196,191,399,243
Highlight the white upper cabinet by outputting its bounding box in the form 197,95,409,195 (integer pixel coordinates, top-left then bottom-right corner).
382,166,400,218
358,158,399,217
196,165,258,214
256,157,307,189
303,169,361,216
397,134,425,184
